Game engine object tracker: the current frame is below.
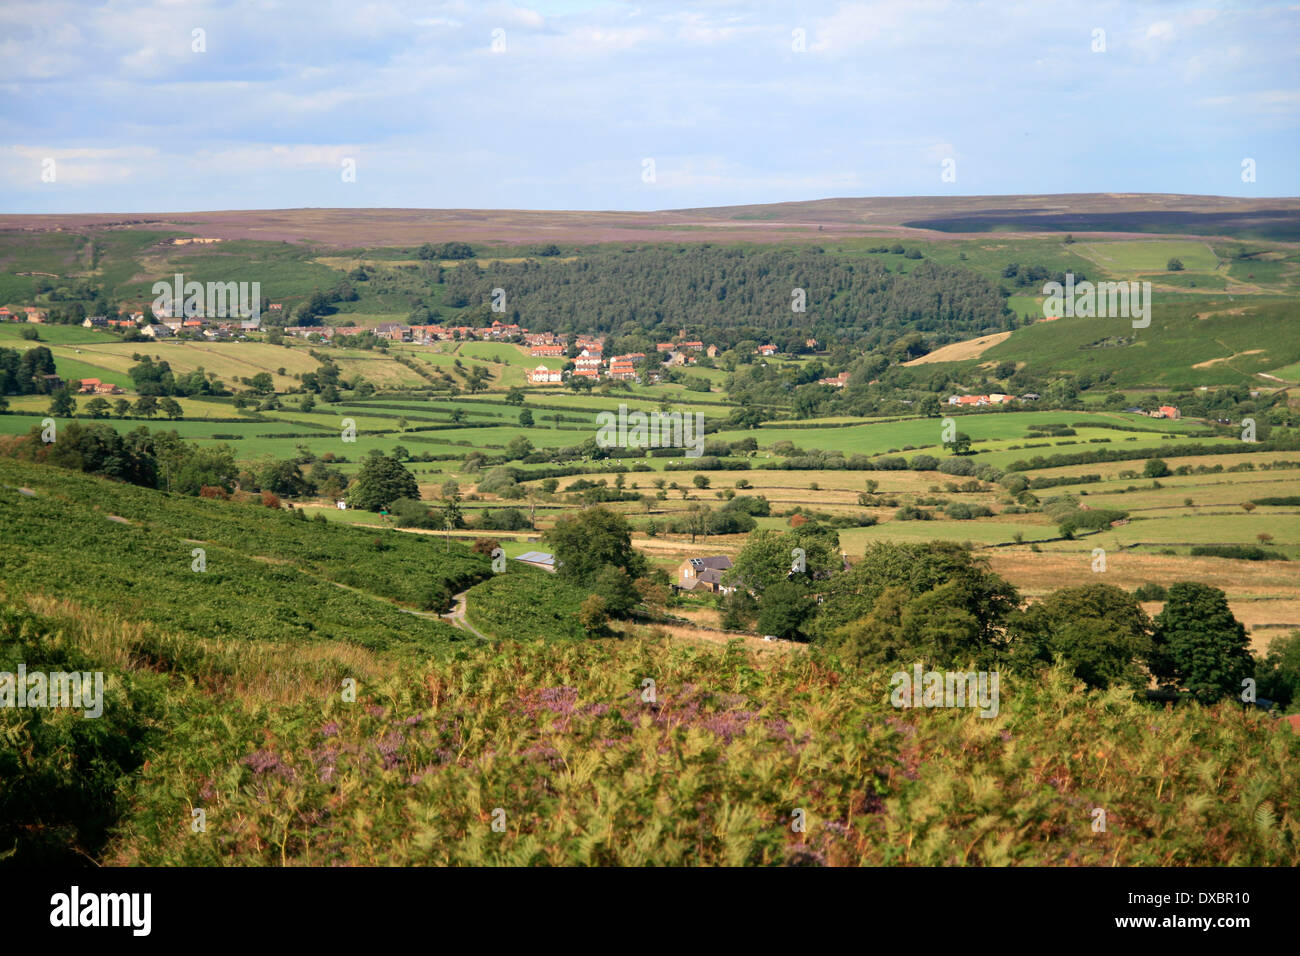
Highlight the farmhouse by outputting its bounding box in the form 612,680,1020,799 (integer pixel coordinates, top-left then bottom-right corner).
818,372,849,388
755,344,778,356
675,555,735,594
526,365,563,385
514,551,556,572
1154,405,1181,419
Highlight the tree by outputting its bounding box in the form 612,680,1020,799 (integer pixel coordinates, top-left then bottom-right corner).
346,452,420,512
518,408,534,427
721,589,759,630
259,459,311,497
1166,258,1184,271
133,395,158,419
1152,583,1252,703
159,397,183,420
594,565,638,618
1143,458,1170,478
545,506,645,586
943,431,972,455
48,387,76,417
757,580,813,640
250,372,274,394
692,474,711,490
1008,584,1154,689
1257,630,1300,709
505,436,533,460
504,387,525,405
113,398,131,419
728,528,838,596
300,394,316,413
578,594,609,635
814,541,1019,665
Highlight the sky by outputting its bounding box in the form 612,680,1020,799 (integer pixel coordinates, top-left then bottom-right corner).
1,0,1297,214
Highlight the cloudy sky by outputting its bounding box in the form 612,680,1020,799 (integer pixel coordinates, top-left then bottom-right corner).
1,0,1296,213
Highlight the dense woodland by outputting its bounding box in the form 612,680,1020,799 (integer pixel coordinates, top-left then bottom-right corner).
441,246,1011,348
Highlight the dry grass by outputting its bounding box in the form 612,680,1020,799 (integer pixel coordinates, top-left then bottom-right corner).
904,331,1011,365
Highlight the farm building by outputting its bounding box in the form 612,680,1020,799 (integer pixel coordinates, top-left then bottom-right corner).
675,555,735,594
514,551,556,572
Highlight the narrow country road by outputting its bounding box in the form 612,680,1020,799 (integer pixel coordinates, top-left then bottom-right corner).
441,590,490,641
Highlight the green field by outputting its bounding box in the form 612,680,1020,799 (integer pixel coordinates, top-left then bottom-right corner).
1077,240,1220,272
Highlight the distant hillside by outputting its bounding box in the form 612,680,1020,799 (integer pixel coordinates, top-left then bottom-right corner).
2,194,1297,246
919,298,1300,389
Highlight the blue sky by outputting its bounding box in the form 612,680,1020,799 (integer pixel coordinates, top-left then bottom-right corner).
1,0,1296,213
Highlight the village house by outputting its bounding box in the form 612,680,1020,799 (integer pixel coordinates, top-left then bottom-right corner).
656,342,675,353
947,393,1014,407
41,374,64,391
25,307,47,323
373,322,410,342
1152,405,1181,420
141,324,173,339
530,343,566,358
608,361,637,381
680,340,704,352
526,365,563,385
82,315,108,328
755,344,777,356
572,368,600,380
818,372,850,388
524,332,564,347
675,555,736,594
706,345,720,358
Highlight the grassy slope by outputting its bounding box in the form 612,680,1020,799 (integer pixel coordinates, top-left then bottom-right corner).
0,458,485,652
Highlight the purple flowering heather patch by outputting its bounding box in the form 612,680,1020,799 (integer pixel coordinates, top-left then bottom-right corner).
241,749,296,781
